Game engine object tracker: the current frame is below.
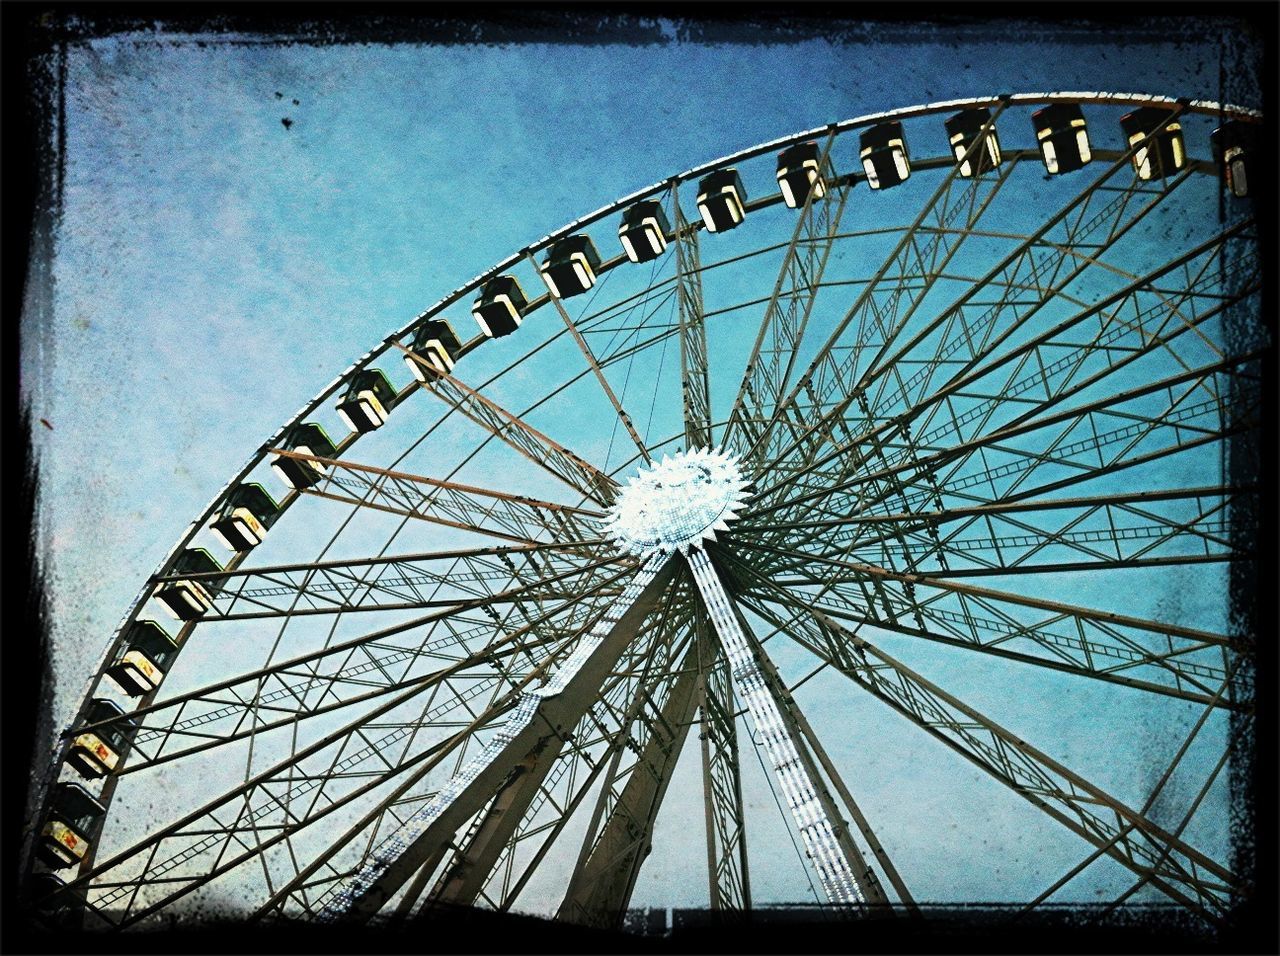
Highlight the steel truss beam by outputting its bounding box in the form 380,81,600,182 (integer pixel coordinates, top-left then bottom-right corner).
556,628,702,927
271,448,606,549
798,489,1243,579
755,350,1261,534
726,129,849,457
398,344,618,506
696,610,751,913
1018,656,1242,912
756,113,1192,476
465,585,699,915
736,609,916,913
306,557,679,922
753,219,1258,516
741,105,1018,467
74,561,632,775
266,583,697,922
419,578,694,914
44,569,630,925
731,542,1243,708
60,676,503,926
740,584,1240,924
875,237,1257,469
673,185,713,450
157,542,619,622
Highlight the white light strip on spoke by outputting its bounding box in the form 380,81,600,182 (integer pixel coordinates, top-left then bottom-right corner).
685,548,865,908
314,554,667,921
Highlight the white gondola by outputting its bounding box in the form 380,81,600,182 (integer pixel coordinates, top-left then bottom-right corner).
154,548,225,620
209,483,280,552
776,142,827,209
106,620,179,696
66,698,134,779
336,367,396,430
271,422,336,490
404,321,461,382
618,200,670,263
859,121,910,190
472,275,528,338
1033,104,1091,175
37,784,106,870
540,235,602,299
696,168,747,233
944,108,1002,178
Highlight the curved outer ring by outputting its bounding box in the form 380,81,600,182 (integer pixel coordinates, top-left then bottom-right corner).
29,91,1262,886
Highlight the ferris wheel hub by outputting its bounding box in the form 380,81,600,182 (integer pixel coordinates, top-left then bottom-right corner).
605,447,751,557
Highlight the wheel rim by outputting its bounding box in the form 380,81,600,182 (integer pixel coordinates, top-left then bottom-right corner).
28,93,1261,931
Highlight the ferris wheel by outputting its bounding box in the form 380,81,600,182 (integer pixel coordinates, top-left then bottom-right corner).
24,92,1263,933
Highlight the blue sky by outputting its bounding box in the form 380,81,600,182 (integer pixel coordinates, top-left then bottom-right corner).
23,16,1262,919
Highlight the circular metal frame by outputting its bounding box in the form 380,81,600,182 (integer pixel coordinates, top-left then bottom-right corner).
26,91,1262,932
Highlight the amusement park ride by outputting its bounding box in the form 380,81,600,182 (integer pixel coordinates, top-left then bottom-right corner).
23,92,1263,934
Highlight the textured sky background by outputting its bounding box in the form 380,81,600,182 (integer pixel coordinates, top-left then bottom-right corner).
22,13,1263,917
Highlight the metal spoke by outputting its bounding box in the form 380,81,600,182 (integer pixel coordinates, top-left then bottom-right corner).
672,184,713,449
1015,654,1241,913
756,117,1190,473
756,486,1245,588
730,541,1244,707
696,609,751,913
726,129,849,456
533,250,653,463
44,570,631,925
481,583,699,915
756,350,1260,528
77,561,632,775
754,219,1258,513
739,582,1239,923
165,543,620,621
271,448,607,549
398,343,618,506
743,106,1019,466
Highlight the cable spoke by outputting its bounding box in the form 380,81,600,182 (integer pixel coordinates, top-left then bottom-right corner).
75,561,632,775
533,250,654,464
270,448,606,550
726,129,849,454
696,608,751,913
738,581,1239,923
743,106,1019,467
672,185,713,449
728,544,1243,707
165,543,619,621
398,343,618,506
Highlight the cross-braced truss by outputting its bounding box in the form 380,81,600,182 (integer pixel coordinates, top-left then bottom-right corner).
29,94,1263,937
